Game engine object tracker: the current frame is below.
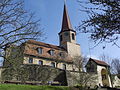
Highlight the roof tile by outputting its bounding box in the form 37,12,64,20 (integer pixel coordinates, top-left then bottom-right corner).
90,58,109,66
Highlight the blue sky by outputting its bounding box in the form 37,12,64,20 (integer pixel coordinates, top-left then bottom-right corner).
23,0,120,60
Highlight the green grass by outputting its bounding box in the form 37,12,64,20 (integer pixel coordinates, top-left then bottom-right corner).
0,84,70,90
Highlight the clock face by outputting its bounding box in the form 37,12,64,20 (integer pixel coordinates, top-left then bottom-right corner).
64,32,69,36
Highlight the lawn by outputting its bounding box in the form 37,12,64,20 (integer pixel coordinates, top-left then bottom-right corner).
0,84,70,90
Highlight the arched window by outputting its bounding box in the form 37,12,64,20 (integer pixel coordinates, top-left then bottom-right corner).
51,62,55,67
72,33,75,40
60,35,63,41
39,60,43,65
29,57,33,63
63,64,66,70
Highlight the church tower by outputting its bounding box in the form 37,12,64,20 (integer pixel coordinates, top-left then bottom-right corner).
59,3,81,57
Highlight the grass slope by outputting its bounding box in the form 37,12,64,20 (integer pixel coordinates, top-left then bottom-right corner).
0,84,70,90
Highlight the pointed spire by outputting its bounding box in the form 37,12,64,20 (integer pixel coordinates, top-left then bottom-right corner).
61,3,73,32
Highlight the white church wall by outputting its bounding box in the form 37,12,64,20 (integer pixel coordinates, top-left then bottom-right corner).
66,42,81,57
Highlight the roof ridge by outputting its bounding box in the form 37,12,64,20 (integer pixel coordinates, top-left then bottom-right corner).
90,58,109,66
27,40,59,47
25,40,66,51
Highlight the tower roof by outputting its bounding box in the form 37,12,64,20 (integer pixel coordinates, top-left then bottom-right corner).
61,4,73,32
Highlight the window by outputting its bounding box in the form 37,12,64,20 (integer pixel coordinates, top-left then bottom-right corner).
37,48,43,54
49,50,54,56
51,62,55,67
63,64,66,70
72,33,75,40
39,60,43,65
59,52,65,58
60,35,63,41
29,57,33,63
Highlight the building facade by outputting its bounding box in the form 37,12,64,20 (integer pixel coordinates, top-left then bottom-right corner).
1,2,120,87
86,58,112,87
1,3,82,85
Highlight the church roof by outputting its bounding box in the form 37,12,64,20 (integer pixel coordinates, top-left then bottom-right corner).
22,40,72,63
26,40,65,51
89,58,109,66
60,4,73,32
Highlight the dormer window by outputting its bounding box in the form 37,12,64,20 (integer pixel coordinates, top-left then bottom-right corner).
37,48,43,54
72,33,75,40
49,50,54,56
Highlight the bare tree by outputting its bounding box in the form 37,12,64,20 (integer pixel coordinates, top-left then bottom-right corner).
1,45,29,83
78,0,120,46
0,0,43,83
99,54,120,74
0,0,43,58
68,56,97,89
112,59,120,74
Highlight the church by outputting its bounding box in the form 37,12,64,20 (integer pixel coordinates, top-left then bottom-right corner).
16,3,81,71
1,2,120,88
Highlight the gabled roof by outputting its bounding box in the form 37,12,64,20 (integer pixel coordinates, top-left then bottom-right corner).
60,4,73,33
22,40,72,63
26,40,65,51
89,58,109,67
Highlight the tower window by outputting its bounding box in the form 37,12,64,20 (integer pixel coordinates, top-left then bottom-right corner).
51,62,55,67
60,35,63,41
59,52,65,58
37,48,43,54
72,33,75,40
39,60,43,65
29,57,33,63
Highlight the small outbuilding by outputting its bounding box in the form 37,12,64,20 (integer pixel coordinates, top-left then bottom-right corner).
86,58,112,87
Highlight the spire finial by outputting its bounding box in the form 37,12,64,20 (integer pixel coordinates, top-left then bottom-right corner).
60,0,73,32
64,0,66,4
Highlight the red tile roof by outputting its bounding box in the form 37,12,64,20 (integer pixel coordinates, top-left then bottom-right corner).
26,40,65,51
22,40,72,63
90,58,109,66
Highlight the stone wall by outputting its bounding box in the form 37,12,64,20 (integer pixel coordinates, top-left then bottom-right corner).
66,71,98,87
0,68,4,82
113,75,120,87
1,65,67,86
